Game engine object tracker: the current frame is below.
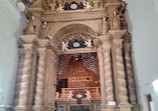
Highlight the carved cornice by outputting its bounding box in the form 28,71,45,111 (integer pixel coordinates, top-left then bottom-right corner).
57,48,97,55
42,9,107,22
104,2,121,9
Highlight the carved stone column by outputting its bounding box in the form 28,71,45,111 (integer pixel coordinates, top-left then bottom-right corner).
112,39,131,111
34,48,46,107
102,41,114,104
124,41,141,111
113,39,128,103
48,50,58,111
97,46,106,111
124,41,136,104
15,49,25,106
17,45,33,108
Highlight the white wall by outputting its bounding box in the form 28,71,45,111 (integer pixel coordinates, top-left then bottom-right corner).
0,0,26,111
124,0,158,111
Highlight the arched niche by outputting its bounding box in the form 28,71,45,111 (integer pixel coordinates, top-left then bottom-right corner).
52,23,96,44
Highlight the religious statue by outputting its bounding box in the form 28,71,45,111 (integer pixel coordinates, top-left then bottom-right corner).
84,2,93,9
56,4,65,11
47,34,53,40
92,32,99,47
40,22,47,38
25,16,36,34
86,91,92,101
61,41,68,51
102,17,109,34
67,91,73,101
85,39,92,48
55,92,60,99
111,11,121,29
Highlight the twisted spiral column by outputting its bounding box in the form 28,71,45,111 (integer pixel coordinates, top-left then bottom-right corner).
17,49,33,107
124,42,137,104
102,43,114,104
112,39,128,104
97,47,106,110
15,49,25,106
34,48,46,107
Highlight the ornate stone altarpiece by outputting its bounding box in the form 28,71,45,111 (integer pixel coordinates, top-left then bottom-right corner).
14,0,141,111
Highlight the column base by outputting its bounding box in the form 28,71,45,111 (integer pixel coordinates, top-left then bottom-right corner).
101,105,118,111
118,104,132,111
33,106,50,111
105,105,118,111
13,106,32,111
131,104,141,111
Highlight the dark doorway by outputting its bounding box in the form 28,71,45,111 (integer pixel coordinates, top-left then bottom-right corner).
70,106,90,111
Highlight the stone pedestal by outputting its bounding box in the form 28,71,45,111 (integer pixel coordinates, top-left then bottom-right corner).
118,104,132,111
104,105,117,111
131,104,141,111
14,107,32,111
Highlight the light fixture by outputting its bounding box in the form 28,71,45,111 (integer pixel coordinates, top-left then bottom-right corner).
152,80,158,91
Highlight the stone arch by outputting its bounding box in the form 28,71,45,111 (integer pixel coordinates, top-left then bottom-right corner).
52,23,97,44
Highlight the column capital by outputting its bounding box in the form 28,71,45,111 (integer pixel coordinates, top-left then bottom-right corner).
37,48,46,57
102,41,112,52
37,38,49,47
20,35,37,44
112,39,123,49
23,49,34,55
109,30,127,39
124,42,131,52
19,48,25,55
97,46,103,53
